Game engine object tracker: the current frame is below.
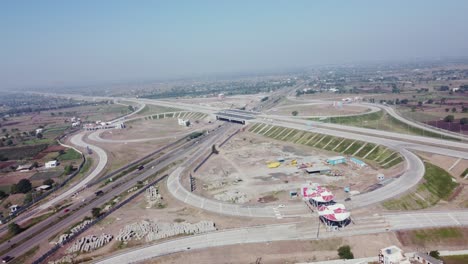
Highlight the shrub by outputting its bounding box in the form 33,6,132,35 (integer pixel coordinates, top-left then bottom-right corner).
338,245,354,259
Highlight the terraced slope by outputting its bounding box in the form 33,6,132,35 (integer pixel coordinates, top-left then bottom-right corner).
248,123,403,169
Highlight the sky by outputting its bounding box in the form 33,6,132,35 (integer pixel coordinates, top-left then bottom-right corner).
1,0,468,89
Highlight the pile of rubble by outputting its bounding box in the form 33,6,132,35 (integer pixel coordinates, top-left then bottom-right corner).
214,189,249,204
56,219,93,245
116,220,216,242
66,234,113,253
127,186,139,193
145,185,162,208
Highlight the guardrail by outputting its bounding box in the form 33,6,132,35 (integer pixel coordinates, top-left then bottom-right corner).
32,174,168,264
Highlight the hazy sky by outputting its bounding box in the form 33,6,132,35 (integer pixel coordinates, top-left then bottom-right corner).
1,0,468,89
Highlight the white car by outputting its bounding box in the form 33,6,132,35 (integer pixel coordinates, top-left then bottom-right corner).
278,204,286,208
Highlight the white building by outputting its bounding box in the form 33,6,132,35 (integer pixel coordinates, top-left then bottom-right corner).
45,160,58,169
178,118,190,127
9,205,20,213
379,246,411,264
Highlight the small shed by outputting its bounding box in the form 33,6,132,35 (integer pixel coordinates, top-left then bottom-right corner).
350,157,367,167
36,185,52,191
45,160,58,169
327,156,346,165
377,174,385,181
305,166,331,174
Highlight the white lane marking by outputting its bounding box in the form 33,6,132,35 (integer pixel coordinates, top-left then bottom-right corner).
448,213,461,226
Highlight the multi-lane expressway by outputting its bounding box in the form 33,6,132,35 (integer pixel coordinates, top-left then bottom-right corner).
0,122,235,261
4,93,467,263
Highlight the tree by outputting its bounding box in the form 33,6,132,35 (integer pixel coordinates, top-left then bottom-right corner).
16,179,32,194
211,144,219,155
427,99,434,104
23,193,33,204
337,245,354,259
8,223,23,235
91,207,101,218
418,101,423,107
451,107,457,113
6,139,13,146
32,161,39,168
64,165,73,175
0,190,7,199
36,133,43,139
291,110,299,116
445,108,450,112
444,115,455,122
43,178,55,186
460,118,468,125
429,250,440,259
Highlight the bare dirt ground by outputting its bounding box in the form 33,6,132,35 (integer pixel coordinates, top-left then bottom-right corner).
266,103,370,117
100,118,200,141
195,132,396,205
144,233,401,264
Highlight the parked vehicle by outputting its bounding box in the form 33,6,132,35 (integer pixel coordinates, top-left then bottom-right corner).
2,256,13,263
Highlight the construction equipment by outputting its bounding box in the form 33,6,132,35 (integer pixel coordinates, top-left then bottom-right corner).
267,162,281,168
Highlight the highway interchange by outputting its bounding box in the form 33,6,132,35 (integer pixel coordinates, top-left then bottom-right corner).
2,88,468,263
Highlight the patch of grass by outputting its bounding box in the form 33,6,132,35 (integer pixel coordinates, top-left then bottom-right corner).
404,227,464,247
10,245,39,264
137,104,180,116
21,138,55,145
442,254,468,264
460,168,468,178
24,212,55,229
355,143,376,158
382,156,404,169
315,135,332,149
334,139,353,152
343,141,364,155
57,148,82,161
383,162,458,210
0,185,11,194
312,109,460,141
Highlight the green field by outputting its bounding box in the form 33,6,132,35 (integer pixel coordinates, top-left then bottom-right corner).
400,227,467,249
136,104,181,116
57,148,82,161
442,254,468,264
310,110,459,141
383,162,458,210
249,123,402,168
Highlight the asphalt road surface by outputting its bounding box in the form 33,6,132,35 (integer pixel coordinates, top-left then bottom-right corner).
95,210,468,264
0,123,233,261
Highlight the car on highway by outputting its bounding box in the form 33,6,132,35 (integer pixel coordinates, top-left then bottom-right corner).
95,190,104,196
277,204,286,208
137,165,144,171
2,255,13,262
63,208,70,213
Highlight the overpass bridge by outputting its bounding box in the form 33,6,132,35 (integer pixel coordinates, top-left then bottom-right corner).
215,109,259,124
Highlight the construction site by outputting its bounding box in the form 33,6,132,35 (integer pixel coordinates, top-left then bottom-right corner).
193,130,404,208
